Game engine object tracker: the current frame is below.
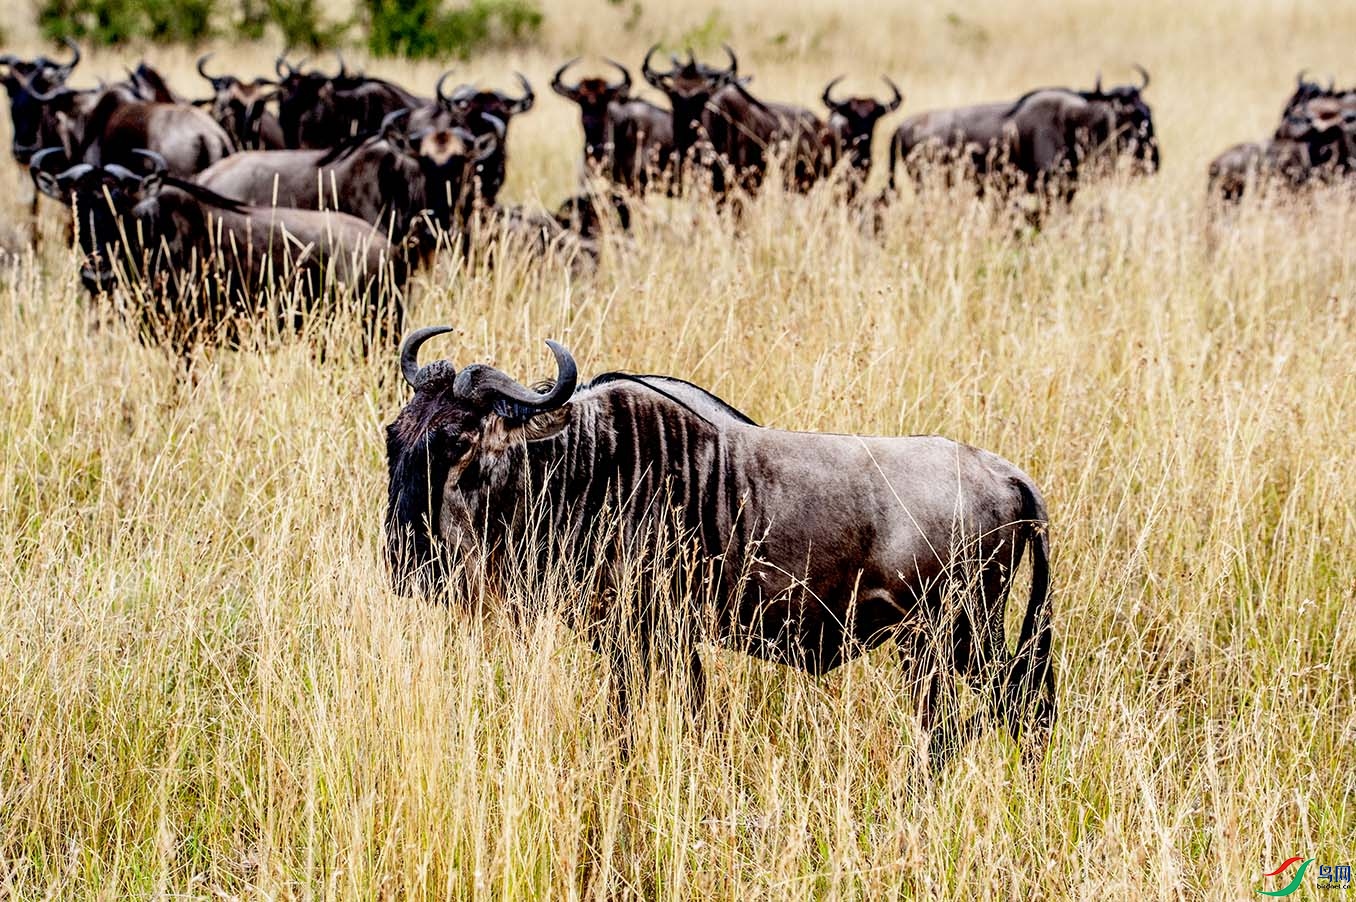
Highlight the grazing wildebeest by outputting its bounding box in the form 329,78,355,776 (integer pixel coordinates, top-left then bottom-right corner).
551,57,674,191
195,109,497,234
643,45,832,196
28,81,232,177
822,75,903,197
889,68,1159,203
385,330,1056,769
274,54,426,148
30,148,414,351
195,53,285,150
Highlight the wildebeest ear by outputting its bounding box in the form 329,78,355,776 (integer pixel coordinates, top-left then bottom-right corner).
507,404,571,443
33,170,66,201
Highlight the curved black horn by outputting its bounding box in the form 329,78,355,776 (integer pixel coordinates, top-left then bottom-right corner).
822,75,845,111
883,75,903,111
509,72,534,113
720,43,738,77
196,53,217,84
1133,64,1150,91
435,69,457,105
399,325,456,388
333,50,349,79
275,55,293,79
59,37,81,72
604,57,631,92
641,43,669,86
131,148,168,179
551,57,580,97
20,71,68,102
479,112,507,144
453,340,578,411
29,147,68,174
1093,71,1103,95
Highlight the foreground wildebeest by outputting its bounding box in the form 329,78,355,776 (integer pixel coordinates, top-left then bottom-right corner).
822,75,903,196
1,38,80,165
30,147,414,351
274,54,426,148
644,45,832,196
28,81,232,177
890,68,1159,203
551,57,674,191
386,330,1056,768
195,53,285,150
196,109,497,234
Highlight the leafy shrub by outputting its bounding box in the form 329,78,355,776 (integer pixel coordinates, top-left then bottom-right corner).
363,0,543,60
38,0,216,45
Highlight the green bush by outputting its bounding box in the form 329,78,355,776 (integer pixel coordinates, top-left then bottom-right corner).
363,0,543,60
38,0,216,45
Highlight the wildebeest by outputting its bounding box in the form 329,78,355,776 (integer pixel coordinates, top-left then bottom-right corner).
643,45,832,196
28,81,232,177
385,330,1056,769
1207,73,1355,202
1,38,81,165
195,109,497,235
822,75,903,196
430,73,535,208
890,68,1159,203
274,54,425,148
195,53,285,150
551,57,674,191
30,147,414,351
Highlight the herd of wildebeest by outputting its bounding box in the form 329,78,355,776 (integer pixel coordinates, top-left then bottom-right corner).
3,40,1352,352
3,41,1351,769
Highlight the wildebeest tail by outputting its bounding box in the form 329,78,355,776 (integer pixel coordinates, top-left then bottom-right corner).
1006,476,1055,739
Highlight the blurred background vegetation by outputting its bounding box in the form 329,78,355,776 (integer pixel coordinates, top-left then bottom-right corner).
30,0,544,57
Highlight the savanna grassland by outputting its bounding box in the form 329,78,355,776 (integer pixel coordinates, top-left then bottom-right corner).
1,0,1355,897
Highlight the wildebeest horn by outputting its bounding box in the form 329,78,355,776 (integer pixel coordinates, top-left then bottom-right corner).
453,340,578,412
605,57,631,92
29,147,68,174
822,75,845,111
1133,64,1150,91
642,44,670,85
399,325,457,388
551,57,580,97
1093,71,1103,95
131,148,168,180
435,69,457,105
59,37,80,73
720,43,738,77
20,71,68,102
509,72,534,113
333,50,349,78
479,113,506,144
275,55,293,78
883,75,903,111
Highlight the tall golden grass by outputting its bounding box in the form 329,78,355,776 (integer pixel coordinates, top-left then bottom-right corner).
2,0,1355,897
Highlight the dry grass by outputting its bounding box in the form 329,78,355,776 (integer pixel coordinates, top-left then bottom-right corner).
2,1,1355,898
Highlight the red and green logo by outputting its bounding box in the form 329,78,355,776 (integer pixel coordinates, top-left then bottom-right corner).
1256,857,1315,896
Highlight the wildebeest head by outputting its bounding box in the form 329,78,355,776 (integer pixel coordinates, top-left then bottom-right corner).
273,53,352,146
1084,65,1159,172
385,326,578,597
196,53,278,149
551,57,632,161
399,110,501,225
642,44,738,148
437,72,535,125
2,38,80,163
822,75,902,171
29,146,176,292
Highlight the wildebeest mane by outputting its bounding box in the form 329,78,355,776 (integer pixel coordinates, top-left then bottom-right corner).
587,372,758,426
